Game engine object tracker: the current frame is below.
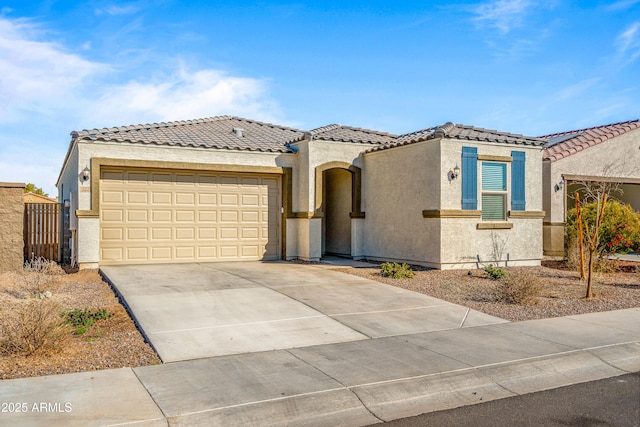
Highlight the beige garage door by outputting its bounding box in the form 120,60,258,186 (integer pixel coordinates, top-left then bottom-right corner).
99,167,280,265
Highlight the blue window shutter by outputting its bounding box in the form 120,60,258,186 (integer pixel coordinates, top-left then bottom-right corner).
461,147,477,210
511,151,526,211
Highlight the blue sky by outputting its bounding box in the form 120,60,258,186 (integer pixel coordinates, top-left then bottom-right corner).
1,0,639,196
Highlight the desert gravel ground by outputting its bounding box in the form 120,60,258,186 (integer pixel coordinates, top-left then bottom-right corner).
0,269,160,380
338,261,640,322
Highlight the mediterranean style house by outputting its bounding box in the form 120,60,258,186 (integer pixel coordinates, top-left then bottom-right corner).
57,115,549,269
541,120,640,257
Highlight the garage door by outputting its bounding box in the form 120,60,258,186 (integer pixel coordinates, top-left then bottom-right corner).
99,167,281,265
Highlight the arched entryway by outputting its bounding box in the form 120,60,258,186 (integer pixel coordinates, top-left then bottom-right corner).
315,162,364,258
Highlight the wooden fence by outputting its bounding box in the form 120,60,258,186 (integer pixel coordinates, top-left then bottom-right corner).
24,203,61,262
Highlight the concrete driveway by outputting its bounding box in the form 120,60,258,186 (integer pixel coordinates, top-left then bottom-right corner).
100,262,506,362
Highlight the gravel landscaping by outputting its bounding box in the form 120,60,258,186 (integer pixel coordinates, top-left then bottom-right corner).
339,261,640,322
0,269,160,380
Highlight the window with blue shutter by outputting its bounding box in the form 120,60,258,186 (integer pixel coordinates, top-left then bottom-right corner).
511,151,525,211
461,147,477,210
482,162,507,220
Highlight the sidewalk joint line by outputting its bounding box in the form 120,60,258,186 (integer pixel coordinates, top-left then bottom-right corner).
330,304,454,317
459,308,471,328
150,315,327,334
285,349,385,423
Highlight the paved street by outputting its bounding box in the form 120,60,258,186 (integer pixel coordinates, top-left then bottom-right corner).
381,372,640,427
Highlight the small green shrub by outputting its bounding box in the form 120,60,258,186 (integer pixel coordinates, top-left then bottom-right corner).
495,270,542,305
484,264,506,280
380,262,414,279
64,308,112,335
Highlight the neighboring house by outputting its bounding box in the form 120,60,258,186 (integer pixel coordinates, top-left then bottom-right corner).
57,116,546,270
541,120,640,257
24,192,57,203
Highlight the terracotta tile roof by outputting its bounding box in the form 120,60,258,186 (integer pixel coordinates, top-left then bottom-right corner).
307,124,397,144
368,122,546,153
541,119,640,162
72,116,306,153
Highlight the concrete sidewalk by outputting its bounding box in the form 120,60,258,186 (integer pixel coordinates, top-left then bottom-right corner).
1,308,638,426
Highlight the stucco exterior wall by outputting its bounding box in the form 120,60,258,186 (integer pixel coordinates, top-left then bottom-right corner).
0,183,25,272
364,139,543,269
363,140,442,265
543,129,640,256
440,219,542,269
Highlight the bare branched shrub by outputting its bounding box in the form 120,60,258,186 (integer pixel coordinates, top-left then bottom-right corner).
22,257,62,295
495,270,543,305
0,299,69,356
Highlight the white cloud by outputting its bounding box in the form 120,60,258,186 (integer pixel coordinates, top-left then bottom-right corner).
84,67,282,128
0,17,104,122
616,22,640,62
472,0,533,33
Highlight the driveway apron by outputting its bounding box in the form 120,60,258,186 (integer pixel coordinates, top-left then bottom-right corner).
100,262,506,362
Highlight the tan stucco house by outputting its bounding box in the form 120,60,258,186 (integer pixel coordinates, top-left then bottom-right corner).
541,119,640,257
57,116,546,269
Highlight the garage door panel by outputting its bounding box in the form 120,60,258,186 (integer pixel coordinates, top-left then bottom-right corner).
198,228,216,239
175,228,195,240
220,227,238,239
151,173,172,184
102,191,124,204
152,228,172,240
198,211,216,222
126,247,148,260
102,209,123,222
128,210,148,222
198,175,217,186
176,174,196,185
102,228,123,241
242,211,259,222
175,211,195,222
101,168,280,265
241,227,259,239
242,194,259,206
198,193,217,205
175,246,195,259
127,191,148,204
128,172,150,183
220,194,238,206
198,246,217,258
152,210,172,222
127,228,148,240
220,211,238,222
101,247,123,262
219,176,240,187
151,247,172,260
152,192,172,204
